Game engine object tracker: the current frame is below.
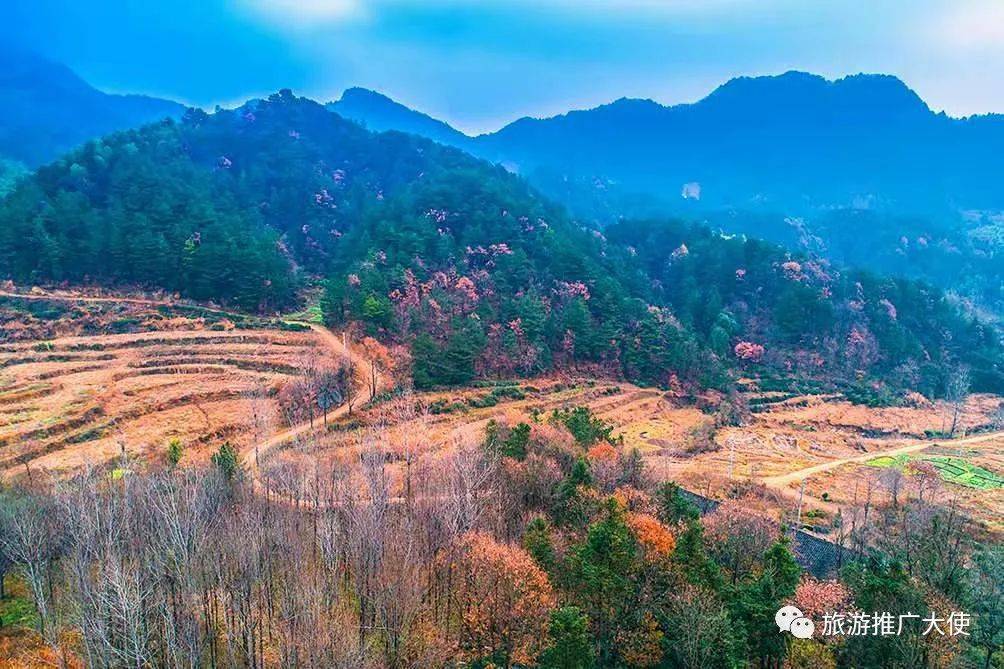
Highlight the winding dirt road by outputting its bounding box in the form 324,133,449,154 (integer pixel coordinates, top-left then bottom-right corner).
7,288,1002,500
762,429,1004,488
247,322,377,470
0,289,373,474
0,289,238,316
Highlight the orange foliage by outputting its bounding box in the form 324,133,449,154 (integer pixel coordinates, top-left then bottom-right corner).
612,486,655,513
451,532,556,665
358,336,395,395
0,630,83,669
626,512,676,556
586,442,618,463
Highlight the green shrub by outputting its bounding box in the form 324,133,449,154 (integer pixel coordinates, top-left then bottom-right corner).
167,438,184,466
551,407,615,447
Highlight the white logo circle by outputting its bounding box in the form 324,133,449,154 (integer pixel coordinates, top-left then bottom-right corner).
775,605,804,632
790,616,815,639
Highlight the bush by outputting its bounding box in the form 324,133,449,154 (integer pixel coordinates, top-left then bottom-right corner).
683,420,719,455
167,438,184,466
211,442,240,480
551,407,615,448
842,381,900,407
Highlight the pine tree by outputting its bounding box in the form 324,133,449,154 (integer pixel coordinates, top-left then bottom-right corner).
539,607,595,669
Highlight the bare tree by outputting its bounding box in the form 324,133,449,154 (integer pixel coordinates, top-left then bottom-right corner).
946,364,971,436
0,488,65,655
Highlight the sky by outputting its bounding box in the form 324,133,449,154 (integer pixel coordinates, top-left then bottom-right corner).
2,0,1003,133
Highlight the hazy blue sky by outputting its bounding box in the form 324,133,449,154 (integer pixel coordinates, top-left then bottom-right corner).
3,0,1003,132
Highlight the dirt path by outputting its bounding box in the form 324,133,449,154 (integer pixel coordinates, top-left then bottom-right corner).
0,289,243,317
0,288,377,475
246,322,371,469
762,429,1004,488
11,288,1000,506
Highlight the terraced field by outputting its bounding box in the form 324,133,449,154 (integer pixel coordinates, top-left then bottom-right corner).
261,378,642,495
2,290,1001,539
867,453,1004,489
0,326,330,476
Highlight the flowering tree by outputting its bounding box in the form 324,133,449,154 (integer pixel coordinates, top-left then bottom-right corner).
781,260,805,281
734,341,765,362
793,577,851,619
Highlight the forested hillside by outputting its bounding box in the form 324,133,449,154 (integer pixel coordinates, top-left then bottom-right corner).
3,408,998,668
328,78,1004,318
606,220,1004,399
0,90,1000,397
0,89,490,311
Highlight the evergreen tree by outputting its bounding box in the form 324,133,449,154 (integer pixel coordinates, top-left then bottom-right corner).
539,607,595,669
523,516,557,574
565,499,639,665
728,539,801,667
211,442,241,481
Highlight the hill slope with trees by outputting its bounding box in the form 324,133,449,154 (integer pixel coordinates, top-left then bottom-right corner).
0,90,1000,397
328,76,1004,317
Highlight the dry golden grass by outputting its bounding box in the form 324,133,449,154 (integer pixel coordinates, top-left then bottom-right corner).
0,326,328,478
266,380,1003,537
3,291,1001,538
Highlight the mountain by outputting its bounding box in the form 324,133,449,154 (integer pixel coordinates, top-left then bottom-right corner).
0,47,185,166
332,72,1004,215
0,90,999,397
328,75,1004,316
328,87,472,149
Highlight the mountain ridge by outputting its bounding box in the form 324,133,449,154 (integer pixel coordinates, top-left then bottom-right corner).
2,89,1000,397
328,87,472,148
0,47,186,166
328,71,1004,214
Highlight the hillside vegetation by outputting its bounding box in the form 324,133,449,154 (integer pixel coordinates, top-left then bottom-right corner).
330,77,1004,316
0,91,1000,397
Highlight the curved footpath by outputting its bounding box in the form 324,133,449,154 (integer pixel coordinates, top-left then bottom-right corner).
0,289,372,479
763,429,1003,488
4,288,1001,500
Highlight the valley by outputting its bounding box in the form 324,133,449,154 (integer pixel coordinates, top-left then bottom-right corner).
5,290,1000,543
2,8,1003,667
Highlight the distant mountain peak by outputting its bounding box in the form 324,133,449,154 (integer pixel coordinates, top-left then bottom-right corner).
703,70,930,117
328,87,471,147
0,45,92,96
338,86,397,104
0,48,185,166
831,72,930,113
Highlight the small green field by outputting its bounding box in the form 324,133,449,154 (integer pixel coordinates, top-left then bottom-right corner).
866,454,1003,490
282,303,324,325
